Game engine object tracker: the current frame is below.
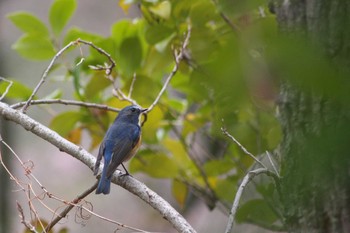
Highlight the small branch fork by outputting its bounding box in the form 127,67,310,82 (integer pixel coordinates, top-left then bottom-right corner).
221,126,267,169
224,168,279,233
20,39,116,113
15,23,191,115
221,126,281,233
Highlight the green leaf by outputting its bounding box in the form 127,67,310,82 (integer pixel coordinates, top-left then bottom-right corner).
215,177,237,201
49,0,77,36
167,98,187,113
163,138,195,173
0,79,33,100
149,1,171,20
118,36,143,76
142,105,164,143
111,20,137,46
142,46,173,77
89,38,117,62
130,151,179,178
63,27,103,46
111,20,147,75
12,34,56,60
267,124,282,149
236,199,279,225
203,159,235,176
7,11,49,36
50,111,82,137
172,180,188,207
145,24,174,45
85,73,111,99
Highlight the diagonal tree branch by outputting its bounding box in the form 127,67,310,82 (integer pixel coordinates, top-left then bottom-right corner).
0,101,196,233
145,24,191,113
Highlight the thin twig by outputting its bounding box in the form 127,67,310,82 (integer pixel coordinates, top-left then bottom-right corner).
44,182,98,232
225,168,272,233
11,99,120,112
128,73,137,98
0,135,26,191
145,24,191,113
1,138,53,231
266,151,280,177
113,88,139,106
21,39,116,113
221,127,267,169
17,202,39,233
21,41,77,112
0,77,13,101
77,39,116,75
211,0,241,36
75,202,151,233
219,12,241,35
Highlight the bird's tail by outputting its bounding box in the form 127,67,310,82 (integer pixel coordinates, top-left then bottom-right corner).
96,165,111,195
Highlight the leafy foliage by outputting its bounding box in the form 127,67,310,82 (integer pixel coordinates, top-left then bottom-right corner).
6,0,285,231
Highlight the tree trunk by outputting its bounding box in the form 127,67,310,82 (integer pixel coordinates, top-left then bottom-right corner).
275,0,350,232
0,119,10,233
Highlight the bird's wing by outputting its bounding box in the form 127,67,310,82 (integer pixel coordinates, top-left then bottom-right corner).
94,141,105,175
106,125,141,177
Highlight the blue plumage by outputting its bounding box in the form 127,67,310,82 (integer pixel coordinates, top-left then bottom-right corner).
94,105,147,195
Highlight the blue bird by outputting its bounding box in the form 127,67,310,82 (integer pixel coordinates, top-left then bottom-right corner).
94,105,147,195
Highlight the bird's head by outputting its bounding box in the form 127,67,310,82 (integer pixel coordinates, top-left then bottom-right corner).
116,105,148,124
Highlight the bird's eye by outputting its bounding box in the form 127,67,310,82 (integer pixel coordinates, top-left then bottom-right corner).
130,107,136,112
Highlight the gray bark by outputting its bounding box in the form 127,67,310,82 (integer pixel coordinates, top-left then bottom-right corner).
275,0,350,232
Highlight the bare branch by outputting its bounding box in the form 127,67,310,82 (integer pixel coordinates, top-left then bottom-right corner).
224,168,277,233
1,137,57,231
266,151,280,177
77,39,116,75
211,0,241,35
21,39,116,113
21,41,77,112
17,202,39,233
0,136,26,191
44,182,98,232
74,201,151,233
0,77,13,101
221,126,267,169
146,24,192,113
11,99,120,112
128,73,137,98
112,88,139,106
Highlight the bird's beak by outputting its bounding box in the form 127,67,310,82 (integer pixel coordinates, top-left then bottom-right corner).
141,108,148,113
